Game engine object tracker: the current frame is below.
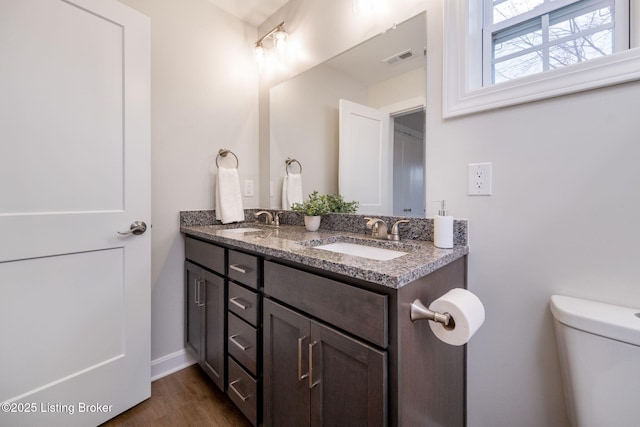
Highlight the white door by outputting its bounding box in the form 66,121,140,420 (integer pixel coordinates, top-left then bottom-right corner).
0,0,150,426
338,99,391,215
393,123,425,217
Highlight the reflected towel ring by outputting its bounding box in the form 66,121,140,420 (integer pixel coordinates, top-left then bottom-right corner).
285,157,302,175
216,148,239,169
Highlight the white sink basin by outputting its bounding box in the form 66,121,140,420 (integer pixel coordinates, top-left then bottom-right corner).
222,227,261,233
314,242,407,261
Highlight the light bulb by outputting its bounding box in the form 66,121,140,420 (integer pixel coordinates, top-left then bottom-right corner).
273,30,288,58
254,44,265,70
353,0,374,12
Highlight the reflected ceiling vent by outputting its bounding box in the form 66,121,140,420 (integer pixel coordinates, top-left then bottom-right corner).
383,49,416,66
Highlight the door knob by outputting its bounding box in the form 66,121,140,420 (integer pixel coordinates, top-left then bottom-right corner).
118,221,147,236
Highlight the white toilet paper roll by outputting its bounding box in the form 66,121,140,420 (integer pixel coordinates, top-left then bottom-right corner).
428,288,485,346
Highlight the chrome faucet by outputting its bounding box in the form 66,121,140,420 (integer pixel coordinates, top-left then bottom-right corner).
274,212,283,227
365,218,410,241
365,218,389,239
254,210,273,225
389,219,410,241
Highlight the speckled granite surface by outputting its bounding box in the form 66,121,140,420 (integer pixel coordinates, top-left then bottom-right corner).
180,209,468,246
180,211,469,289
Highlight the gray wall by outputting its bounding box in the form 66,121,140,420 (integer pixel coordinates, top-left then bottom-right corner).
264,0,640,425
122,0,640,425
424,1,640,425
118,0,259,364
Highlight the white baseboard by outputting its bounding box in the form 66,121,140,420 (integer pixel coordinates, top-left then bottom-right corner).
151,349,196,382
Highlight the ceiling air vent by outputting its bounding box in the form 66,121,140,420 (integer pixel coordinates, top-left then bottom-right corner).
382,49,416,66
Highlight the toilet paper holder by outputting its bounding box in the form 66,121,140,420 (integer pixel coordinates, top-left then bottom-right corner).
410,299,452,326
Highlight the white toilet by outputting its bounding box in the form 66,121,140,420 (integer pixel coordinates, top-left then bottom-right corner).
550,295,640,427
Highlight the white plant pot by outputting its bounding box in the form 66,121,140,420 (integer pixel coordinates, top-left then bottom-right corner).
304,215,321,232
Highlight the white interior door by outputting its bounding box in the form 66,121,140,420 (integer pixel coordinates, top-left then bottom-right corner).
393,124,425,217
0,0,150,426
338,99,391,215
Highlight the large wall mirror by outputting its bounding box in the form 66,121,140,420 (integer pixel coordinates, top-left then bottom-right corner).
269,12,427,217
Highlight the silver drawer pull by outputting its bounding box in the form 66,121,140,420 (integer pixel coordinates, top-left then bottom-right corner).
309,341,319,389
229,297,249,310
229,379,251,402
298,336,309,381
229,334,250,351
195,279,204,307
229,264,248,274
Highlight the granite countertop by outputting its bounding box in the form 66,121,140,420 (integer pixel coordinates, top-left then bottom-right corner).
181,223,468,289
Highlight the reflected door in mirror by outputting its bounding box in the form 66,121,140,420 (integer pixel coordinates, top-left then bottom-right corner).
339,99,391,215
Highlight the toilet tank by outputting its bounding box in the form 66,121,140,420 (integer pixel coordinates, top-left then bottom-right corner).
550,295,640,427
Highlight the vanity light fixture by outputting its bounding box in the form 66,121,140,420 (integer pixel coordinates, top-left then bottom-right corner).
255,21,288,70
353,0,375,12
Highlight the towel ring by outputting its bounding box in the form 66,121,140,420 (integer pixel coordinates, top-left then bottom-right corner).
285,157,302,175
216,148,239,169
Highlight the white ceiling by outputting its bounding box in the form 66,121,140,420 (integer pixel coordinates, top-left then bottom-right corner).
206,0,290,27
325,13,426,86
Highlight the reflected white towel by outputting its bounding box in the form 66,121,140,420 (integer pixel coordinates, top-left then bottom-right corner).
281,176,289,210
282,173,303,209
215,168,244,224
287,173,303,206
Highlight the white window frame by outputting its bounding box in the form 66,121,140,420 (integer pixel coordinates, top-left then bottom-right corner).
443,0,640,117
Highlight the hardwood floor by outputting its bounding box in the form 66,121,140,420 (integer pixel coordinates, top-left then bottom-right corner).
100,365,252,427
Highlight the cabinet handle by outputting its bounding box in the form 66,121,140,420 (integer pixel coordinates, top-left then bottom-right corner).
297,337,309,381
194,278,199,305
229,264,247,274
308,341,319,389
197,279,205,307
229,297,248,310
194,278,204,307
229,334,250,351
229,379,251,402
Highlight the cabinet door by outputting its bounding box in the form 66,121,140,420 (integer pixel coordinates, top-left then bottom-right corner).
310,321,387,427
185,261,203,361
202,269,225,390
263,299,311,427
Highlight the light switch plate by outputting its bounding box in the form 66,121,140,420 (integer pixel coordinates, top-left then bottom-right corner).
468,163,492,196
244,180,254,197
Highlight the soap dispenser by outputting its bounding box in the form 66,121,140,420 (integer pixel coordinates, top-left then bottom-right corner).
434,200,453,249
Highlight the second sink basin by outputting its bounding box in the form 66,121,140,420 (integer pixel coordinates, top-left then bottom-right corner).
222,227,262,233
314,242,407,261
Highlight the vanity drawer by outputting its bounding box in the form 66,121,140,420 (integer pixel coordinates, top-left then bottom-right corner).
264,261,388,348
228,250,259,289
228,312,258,375
227,357,258,426
229,282,259,327
185,237,225,274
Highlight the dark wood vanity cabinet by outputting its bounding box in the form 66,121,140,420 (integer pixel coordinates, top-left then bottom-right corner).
225,250,261,426
184,260,225,391
263,261,388,427
184,238,226,390
184,237,261,426
185,234,466,427
263,258,466,427
263,299,387,427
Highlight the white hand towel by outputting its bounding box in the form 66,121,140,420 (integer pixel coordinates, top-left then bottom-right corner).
286,173,303,208
281,176,289,210
215,168,244,224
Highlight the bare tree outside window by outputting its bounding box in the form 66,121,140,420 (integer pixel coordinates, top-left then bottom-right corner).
488,0,616,83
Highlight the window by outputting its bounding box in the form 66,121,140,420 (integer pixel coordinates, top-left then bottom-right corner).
484,0,629,85
442,0,640,117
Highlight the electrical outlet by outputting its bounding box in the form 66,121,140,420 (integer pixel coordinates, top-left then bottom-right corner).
244,180,254,197
468,163,492,196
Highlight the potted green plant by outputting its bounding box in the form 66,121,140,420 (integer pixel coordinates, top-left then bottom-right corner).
291,190,330,231
326,194,359,213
